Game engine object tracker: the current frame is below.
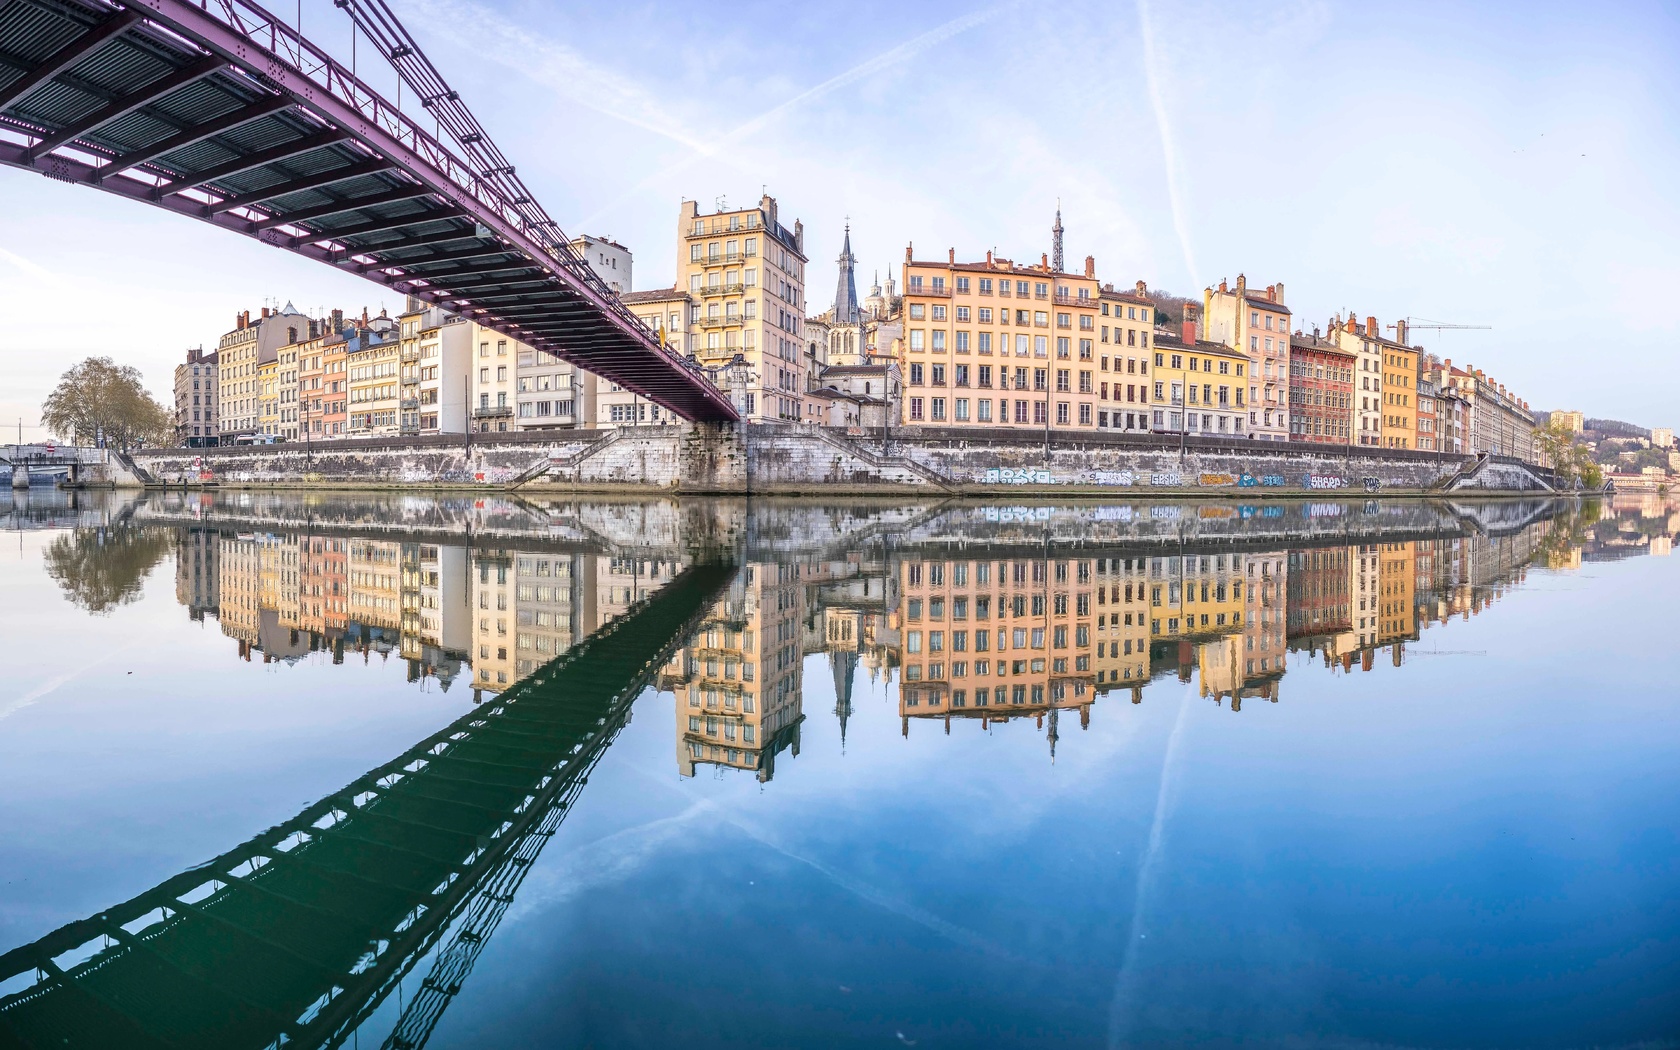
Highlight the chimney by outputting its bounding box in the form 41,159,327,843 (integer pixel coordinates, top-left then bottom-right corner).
986,249,993,265
1366,316,1378,340
236,311,246,330
1182,302,1199,345
1084,255,1095,278
361,306,369,325
1135,279,1147,297
905,243,913,262
1273,281,1284,305
1345,316,1358,335
1219,278,1228,293
261,306,271,319
331,308,344,332
1041,252,1049,269
1395,319,1409,345
1235,274,1246,296
948,247,955,264
1266,284,1276,302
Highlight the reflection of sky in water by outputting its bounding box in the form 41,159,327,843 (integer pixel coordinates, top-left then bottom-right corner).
0,510,1676,1049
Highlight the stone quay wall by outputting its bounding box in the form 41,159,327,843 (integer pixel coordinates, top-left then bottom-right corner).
129,424,1555,496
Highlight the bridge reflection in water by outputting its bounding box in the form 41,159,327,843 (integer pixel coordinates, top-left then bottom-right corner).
0,561,734,1050
1,492,1663,1050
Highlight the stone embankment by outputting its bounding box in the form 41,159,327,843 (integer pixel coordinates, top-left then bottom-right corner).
129,424,1560,497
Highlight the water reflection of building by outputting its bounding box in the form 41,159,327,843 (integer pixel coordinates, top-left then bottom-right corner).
1094,556,1150,699
173,526,220,622
402,543,469,690
661,561,806,782
471,549,514,697
894,555,1097,750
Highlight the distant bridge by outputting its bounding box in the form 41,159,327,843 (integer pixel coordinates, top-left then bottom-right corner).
0,0,738,422
0,561,735,1050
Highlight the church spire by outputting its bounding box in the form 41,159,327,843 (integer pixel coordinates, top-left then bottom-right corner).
1051,200,1064,274
834,222,860,324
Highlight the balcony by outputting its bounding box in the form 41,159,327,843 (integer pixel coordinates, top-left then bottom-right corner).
698,314,745,329
685,222,759,240
698,282,746,298
1053,293,1095,308
400,398,420,410
905,285,952,298
401,374,419,385
472,405,513,419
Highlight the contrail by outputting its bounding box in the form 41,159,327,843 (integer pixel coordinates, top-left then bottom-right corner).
0,644,133,725
1136,0,1201,288
0,246,55,280
574,4,1017,229
1107,682,1195,1048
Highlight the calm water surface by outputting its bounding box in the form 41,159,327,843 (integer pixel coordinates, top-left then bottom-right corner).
0,489,1676,1049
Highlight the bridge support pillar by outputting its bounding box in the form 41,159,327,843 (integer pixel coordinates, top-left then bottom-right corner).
10,462,26,490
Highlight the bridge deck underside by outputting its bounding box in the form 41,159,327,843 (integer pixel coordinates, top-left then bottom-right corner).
0,563,735,1050
0,0,737,422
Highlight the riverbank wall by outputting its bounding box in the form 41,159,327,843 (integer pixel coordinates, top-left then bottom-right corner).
127,423,1558,497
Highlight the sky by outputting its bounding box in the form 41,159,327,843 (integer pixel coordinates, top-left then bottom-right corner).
2,0,1677,438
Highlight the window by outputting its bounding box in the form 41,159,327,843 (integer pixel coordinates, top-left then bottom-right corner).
910,363,924,385
909,397,924,420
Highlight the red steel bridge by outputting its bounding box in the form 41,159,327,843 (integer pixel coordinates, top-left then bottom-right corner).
0,0,739,422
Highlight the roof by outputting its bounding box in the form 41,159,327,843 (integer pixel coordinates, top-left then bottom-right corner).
619,288,690,305
821,363,895,375
1290,333,1356,357
1100,288,1154,307
905,257,1097,282
1152,331,1249,359
1241,295,1292,316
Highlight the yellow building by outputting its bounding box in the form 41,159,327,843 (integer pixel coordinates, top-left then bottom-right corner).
1149,549,1247,644
894,555,1095,738
1202,276,1291,440
898,249,1104,430
347,323,402,437
663,561,806,781
1380,325,1420,450
677,195,807,423
1376,541,1417,649
1148,303,1251,436
1097,283,1156,432
1093,555,1151,695
257,358,279,438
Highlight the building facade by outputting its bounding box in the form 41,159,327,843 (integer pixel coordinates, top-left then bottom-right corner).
1286,330,1354,444
678,195,807,422
1380,319,1420,450
1333,314,1385,447
172,347,218,447
1099,283,1154,432
899,249,1104,430
1149,305,1250,437
1203,276,1291,440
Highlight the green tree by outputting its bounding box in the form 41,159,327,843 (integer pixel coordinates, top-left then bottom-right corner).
42,526,173,614
40,356,173,449
1535,417,1602,490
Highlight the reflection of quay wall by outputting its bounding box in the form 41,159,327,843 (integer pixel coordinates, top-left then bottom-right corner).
128,424,1559,495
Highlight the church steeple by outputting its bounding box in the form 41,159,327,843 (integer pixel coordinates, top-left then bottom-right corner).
834,223,861,324
1051,200,1064,274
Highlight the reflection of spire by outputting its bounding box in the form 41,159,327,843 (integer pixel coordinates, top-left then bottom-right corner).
1047,704,1059,763
830,648,857,752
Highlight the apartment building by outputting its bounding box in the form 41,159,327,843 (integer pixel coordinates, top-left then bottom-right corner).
470,325,517,433
1380,318,1420,450
1097,283,1155,432
395,305,473,434
570,234,631,294
1333,314,1386,447
678,195,807,422
1203,276,1291,440
215,305,310,444
899,249,1103,430
277,342,301,440
595,288,694,427
1148,303,1251,437
1440,360,1536,460
172,346,218,447
346,320,402,437
299,320,349,440
1286,329,1355,444
257,358,278,438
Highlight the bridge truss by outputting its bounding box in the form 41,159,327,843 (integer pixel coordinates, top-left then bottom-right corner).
0,0,738,422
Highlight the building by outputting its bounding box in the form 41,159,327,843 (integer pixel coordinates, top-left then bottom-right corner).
299,317,349,441
678,195,807,422
399,306,472,435
172,347,218,447
1379,319,1421,450
1286,329,1354,444
346,315,401,438
1652,427,1674,449
1440,360,1535,460
469,324,516,433
806,225,904,427
598,289,691,427
569,234,631,294
257,357,279,438
215,304,311,444
899,247,1104,430
1203,276,1291,440
1415,375,1439,452
1097,282,1155,432
1332,314,1386,447
1149,302,1250,437
1555,410,1586,434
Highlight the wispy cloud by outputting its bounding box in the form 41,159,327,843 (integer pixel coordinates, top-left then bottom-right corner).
1137,0,1200,289
0,246,56,281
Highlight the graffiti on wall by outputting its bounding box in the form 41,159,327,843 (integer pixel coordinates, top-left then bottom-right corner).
1238,473,1287,487
984,467,1053,485
1089,470,1137,486
1306,474,1348,489
1199,472,1237,486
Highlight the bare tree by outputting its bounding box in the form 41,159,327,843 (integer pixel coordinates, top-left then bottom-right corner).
40,356,173,449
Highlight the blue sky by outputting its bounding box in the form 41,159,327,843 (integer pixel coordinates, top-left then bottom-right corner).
1,0,1676,435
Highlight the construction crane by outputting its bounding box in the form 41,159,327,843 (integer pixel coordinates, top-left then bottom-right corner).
1387,316,1492,341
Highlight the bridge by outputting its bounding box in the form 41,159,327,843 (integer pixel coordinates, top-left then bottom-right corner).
0,560,736,1050
0,0,738,422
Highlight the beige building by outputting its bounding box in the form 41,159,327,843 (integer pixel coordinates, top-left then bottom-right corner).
216,304,311,444
470,325,517,433
678,195,807,422
1203,277,1291,440
599,288,692,427
899,248,1105,430
1555,410,1586,434
1652,427,1673,448
346,317,402,438
1441,361,1536,460
173,346,218,447
1332,313,1386,448
1098,283,1155,432
570,234,632,294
